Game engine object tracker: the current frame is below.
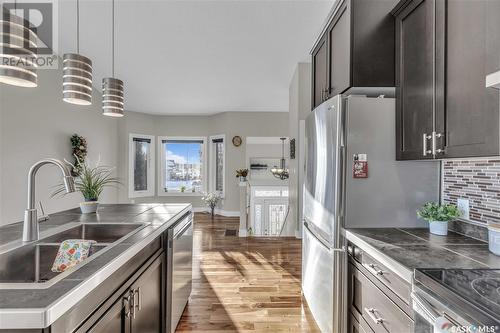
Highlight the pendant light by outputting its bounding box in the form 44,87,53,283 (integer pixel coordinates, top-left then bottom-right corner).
62,0,93,105
271,138,289,180
0,2,39,87
102,0,124,117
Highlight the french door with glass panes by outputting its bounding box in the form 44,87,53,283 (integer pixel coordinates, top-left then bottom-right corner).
253,198,288,236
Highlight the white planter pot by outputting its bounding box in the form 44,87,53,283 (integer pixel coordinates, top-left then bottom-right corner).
488,226,500,256
80,201,99,214
429,220,448,236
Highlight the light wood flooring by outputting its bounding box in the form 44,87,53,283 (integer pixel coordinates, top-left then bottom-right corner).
175,213,320,333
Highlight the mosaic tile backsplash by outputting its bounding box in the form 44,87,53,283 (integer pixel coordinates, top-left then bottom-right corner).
442,159,500,225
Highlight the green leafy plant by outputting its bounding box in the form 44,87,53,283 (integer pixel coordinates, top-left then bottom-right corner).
180,185,187,193
70,134,87,176
52,157,121,201
417,202,460,222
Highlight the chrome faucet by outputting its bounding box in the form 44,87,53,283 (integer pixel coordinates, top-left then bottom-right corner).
23,158,76,242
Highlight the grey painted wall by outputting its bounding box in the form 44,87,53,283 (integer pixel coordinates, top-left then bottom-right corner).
0,65,119,225
288,63,311,237
117,111,289,212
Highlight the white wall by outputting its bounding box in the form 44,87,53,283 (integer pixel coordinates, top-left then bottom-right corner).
0,64,119,225
117,111,289,213
288,63,311,237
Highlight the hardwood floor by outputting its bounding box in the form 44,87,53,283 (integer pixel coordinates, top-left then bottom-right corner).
176,213,320,333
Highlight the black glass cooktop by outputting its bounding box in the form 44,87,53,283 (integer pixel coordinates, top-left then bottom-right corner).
416,268,500,325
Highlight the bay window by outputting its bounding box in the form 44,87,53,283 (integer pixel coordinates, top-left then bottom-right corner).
159,137,207,195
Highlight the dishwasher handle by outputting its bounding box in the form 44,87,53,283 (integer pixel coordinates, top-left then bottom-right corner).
174,219,192,239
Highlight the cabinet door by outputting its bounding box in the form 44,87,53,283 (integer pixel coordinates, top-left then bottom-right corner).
328,1,351,97
87,293,130,333
131,256,164,333
312,35,328,109
395,0,435,160
439,0,500,158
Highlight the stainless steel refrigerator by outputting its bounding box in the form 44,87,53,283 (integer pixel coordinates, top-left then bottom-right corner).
302,95,439,333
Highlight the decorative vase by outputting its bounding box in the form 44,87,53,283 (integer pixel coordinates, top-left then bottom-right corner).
488,224,500,255
239,176,246,182
80,200,99,214
210,206,215,218
429,220,448,236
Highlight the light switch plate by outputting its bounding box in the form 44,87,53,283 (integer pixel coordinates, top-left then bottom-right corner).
457,198,470,220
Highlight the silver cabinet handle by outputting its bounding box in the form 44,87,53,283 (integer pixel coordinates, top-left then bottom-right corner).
135,287,141,312
364,307,384,324
123,294,131,318
423,133,432,156
364,263,384,276
129,289,136,319
432,132,444,155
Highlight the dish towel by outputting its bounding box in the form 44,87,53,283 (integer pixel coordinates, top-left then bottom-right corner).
51,239,96,273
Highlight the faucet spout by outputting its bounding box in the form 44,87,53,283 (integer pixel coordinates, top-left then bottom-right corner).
23,158,76,242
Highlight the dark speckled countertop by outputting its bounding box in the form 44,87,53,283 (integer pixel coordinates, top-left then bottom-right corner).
0,203,192,329
345,228,500,282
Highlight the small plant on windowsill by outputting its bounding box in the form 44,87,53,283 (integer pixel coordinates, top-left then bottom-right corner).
201,192,221,219
416,202,459,236
180,185,187,193
236,168,249,182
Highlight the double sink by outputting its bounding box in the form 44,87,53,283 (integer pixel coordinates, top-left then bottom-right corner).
0,223,147,288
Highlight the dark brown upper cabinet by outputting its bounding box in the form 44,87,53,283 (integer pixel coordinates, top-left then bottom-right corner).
394,0,500,160
311,0,396,110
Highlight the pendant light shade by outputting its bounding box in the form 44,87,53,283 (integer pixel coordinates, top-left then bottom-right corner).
102,0,124,117
62,53,92,105
271,138,289,180
0,8,38,87
102,77,123,116
63,0,93,105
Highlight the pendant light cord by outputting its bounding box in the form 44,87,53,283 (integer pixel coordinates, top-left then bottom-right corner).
76,0,80,53
112,0,115,77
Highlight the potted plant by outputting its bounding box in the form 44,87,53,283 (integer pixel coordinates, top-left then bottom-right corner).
236,168,249,182
180,185,186,193
201,192,221,218
417,202,459,236
53,158,121,214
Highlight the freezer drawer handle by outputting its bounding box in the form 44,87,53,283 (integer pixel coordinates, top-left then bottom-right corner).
365,263,385,276
364,307,384,324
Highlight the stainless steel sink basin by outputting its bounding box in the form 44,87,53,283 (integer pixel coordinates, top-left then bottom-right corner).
0,223,147,288
0,243,106,283
41,223,143,244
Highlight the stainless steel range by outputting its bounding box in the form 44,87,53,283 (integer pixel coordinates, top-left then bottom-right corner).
413,269,500,332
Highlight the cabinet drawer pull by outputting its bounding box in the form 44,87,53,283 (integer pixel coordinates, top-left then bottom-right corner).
364,263,384,276
129,289,137,319
364,307,384,324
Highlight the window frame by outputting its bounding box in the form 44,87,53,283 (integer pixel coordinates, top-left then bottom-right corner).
128,133,156,198
158,136,207,196
209,134,226,198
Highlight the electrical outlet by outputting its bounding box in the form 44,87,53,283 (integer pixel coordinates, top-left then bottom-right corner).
457,198,470,220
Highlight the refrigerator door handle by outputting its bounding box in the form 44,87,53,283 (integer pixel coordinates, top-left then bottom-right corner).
303,220,345,252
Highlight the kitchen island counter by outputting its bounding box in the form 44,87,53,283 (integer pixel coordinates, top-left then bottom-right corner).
0,203,192,330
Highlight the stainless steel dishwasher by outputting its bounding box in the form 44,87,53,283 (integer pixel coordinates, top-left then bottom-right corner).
167,213,193,333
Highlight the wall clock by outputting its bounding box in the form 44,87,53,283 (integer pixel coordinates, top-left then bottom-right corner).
232,136,242,147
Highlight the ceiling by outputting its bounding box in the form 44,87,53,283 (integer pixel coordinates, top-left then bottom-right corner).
58,0,333,115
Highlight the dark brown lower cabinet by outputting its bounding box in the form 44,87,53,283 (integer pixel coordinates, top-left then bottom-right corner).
348,261,414,333
349,313,374,333
84,254,164,333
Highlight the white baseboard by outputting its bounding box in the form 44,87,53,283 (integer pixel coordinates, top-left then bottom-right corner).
193,207,240,217
295,230,302,239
